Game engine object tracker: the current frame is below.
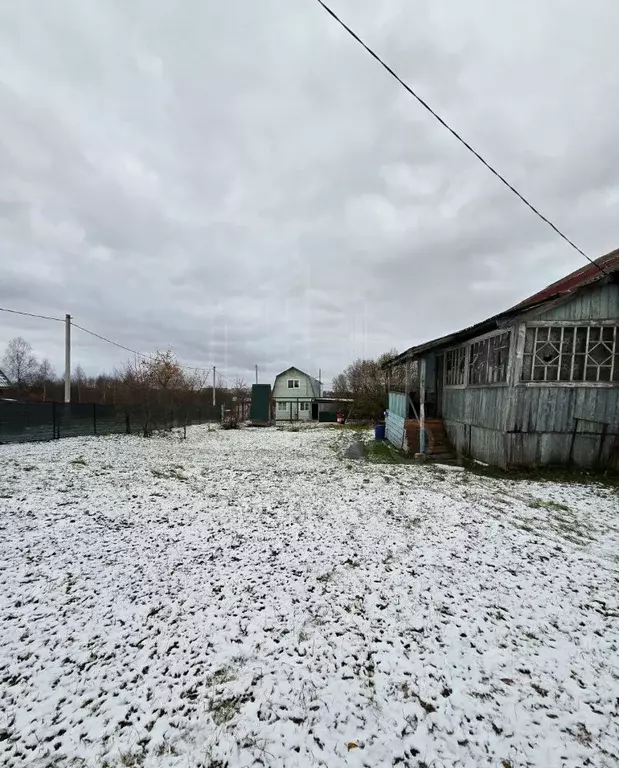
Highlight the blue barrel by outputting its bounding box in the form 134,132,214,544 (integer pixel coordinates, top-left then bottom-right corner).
374,423,386,440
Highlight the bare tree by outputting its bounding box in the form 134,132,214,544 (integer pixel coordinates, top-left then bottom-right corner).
34,358,56,401
74,364,87,402
332,349,413,420
2,337,38,389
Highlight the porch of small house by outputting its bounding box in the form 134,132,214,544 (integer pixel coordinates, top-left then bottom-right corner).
385,354,453,457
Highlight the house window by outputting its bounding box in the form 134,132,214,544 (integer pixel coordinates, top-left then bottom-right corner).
299,401,310,411
468,332,511,385
522,325,619,382
287,379,300,389
444,346,466,386
278,401,289,411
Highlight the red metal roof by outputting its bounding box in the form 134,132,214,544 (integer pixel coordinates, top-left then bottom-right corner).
508,247,619,312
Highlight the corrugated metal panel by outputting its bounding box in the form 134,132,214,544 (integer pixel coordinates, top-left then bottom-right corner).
535,283,619,321
386,411,405,447
388,392,406,418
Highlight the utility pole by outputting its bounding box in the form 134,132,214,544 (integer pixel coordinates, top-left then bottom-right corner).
64,314,71,403
255,364,258,385
212,366,216,406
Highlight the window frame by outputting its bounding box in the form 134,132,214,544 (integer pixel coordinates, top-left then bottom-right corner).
443,329,512,389
299,401,310,411
520,321,619,385
287,379,300,389
277,401,289,411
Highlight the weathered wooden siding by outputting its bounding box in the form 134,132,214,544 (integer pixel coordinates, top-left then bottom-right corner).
386,392,406,447
535,283,619,321
442,387,510,431
506,385,619,468
508,386,619,433
443,420,508,467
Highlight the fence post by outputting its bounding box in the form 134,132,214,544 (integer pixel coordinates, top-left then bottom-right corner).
126,412,131,434
93,403,97,436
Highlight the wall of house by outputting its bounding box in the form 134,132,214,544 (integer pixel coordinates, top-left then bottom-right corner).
534,283,619,322
386,392,406,448
442,385,512,466
506,283,619,468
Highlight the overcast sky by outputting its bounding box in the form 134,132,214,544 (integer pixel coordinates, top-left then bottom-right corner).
1,0,617,387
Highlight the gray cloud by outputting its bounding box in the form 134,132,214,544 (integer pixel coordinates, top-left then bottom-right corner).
1,0,618,387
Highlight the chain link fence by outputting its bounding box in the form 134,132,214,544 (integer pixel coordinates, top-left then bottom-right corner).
0,401,221,445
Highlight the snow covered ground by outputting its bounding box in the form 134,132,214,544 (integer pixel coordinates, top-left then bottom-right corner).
1,425,618,768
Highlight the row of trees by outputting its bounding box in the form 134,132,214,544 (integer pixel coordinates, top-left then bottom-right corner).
1,337,250,415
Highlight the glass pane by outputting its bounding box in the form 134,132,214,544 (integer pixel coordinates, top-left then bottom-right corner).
546,365,559,381
575,328,587,353
537,342,559,365
573,354,585,381
585,366,598,382
561,328,574,353
588,327,601,343
589,343,612,366
598,367,611,382
559,355,573,380
602,326,615,343
613,355,619,382
533,365,546,381
549,327,562,343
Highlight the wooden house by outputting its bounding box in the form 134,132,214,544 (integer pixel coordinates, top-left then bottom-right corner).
383,249,619,469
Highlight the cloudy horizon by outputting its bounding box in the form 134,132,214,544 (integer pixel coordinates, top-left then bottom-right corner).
1,0,618,388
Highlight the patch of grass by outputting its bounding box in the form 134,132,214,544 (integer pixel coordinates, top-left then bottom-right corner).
209,695,243,725
151,466,188,481
70,456,87,466
529,498,570,512
205,667,235,687
316,569,336,584
365,440,412,465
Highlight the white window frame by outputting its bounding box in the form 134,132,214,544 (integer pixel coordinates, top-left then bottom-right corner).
299,401,310,411
287,379,300,389
443,328,512,389
444,346,466,387
521,321,619,384
277,401,289,411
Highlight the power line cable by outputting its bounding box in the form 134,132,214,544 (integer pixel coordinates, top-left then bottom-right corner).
314,0,606,277
0,306,64,323
72,321,215,375
0,306,244,381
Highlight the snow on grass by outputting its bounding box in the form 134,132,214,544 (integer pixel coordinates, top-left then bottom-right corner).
0,426,618,768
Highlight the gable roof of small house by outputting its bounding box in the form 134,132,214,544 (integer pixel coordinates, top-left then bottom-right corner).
0,369,12,388
274,366,321,396
385,248,619,366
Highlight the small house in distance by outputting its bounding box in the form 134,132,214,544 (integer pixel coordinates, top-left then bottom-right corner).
0,369,11,392
272,367,321,421
383,249,619,469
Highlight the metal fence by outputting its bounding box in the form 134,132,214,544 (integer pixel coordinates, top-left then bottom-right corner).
0,401,220,445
